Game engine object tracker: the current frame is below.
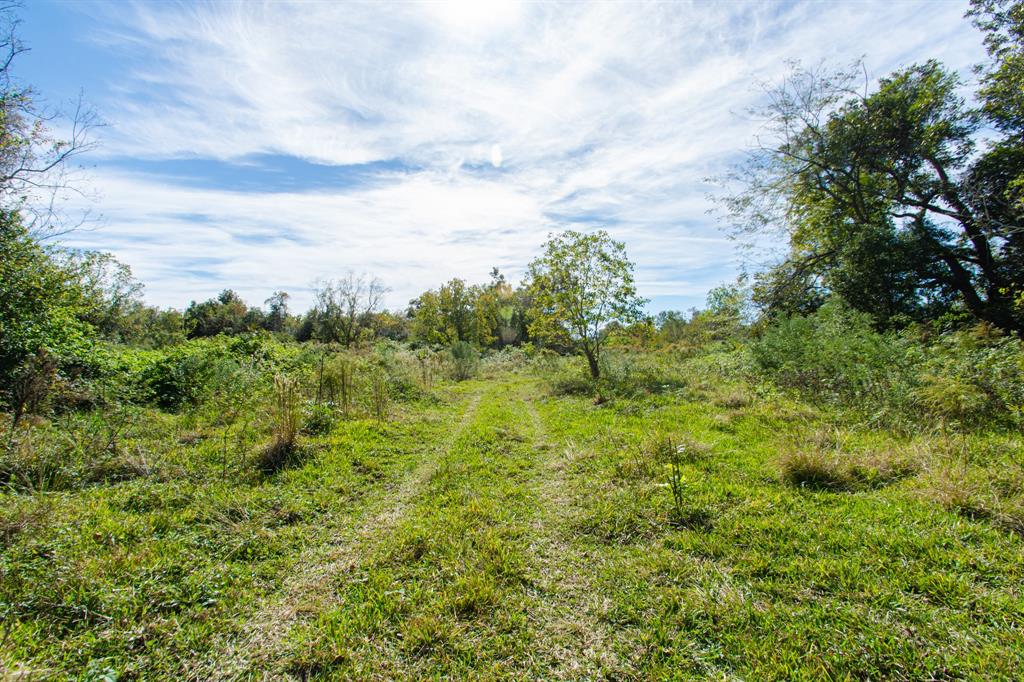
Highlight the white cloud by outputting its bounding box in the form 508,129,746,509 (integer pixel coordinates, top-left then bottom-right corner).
66,0,986,312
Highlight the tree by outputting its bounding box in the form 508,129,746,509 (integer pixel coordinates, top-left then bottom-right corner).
263,290,290,333
526,230,646,380
655,310,689,345
723,57,1023,331
969,0,1024,136
409,277,502,347
184,289,253,338
0,211,91,419
66,250,144,341
0,4,97,237
483,268,528,347
311,273,388,346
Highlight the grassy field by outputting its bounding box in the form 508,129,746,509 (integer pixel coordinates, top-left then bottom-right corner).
2,366,1023,680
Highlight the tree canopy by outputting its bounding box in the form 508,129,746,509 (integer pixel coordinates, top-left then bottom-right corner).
526,230,646,379
724,8,1024,332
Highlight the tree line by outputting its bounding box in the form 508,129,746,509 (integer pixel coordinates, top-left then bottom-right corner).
2,1,1023,415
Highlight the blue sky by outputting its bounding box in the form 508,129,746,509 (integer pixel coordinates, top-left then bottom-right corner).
21,0,986,312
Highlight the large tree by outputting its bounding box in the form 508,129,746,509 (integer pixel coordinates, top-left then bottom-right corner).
0,5,100,416
724,49,1023,331
526,230,646,380
310,273,388,346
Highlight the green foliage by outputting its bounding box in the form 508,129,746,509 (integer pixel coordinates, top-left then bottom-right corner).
184,289,261,338
753,299,911,406
527,230,646,380
915,324,1024,427
65,250,145,342
410,274,522,349
0,405,149,493
970,0,1024,135
725,55,1023,331
136,342,230,409
449,340,479,381
753,302,1024,429
0,214,96,415
302,403,336,436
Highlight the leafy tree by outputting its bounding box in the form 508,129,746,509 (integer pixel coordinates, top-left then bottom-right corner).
369,310,410,341
969,0,1024,302
483,268,528,347
263,291,291,333
410,277,502,347
122,306,186,348
0,212,91,415
65,250,144,341
724,56,1023,331
970,0,1024,136
436,278,481,344
526,230,646,379
408,289,445,345
311,273,388,346
0,5,96,236
184,289,254,338
655,310,689,345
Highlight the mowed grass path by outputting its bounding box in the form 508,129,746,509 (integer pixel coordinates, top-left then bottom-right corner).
3,373,1023,679
222,375,1024,680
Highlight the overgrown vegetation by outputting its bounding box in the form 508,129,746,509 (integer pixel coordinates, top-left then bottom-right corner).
3,1,1024,679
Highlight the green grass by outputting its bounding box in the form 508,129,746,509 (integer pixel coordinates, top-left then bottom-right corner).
2,367,1023,680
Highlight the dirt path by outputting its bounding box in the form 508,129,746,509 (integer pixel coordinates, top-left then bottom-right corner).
201,389,484,680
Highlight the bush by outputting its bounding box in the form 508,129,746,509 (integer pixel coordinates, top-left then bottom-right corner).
753,299,912,407
479,346,530,375
136,343,227,408
914,324,1024,428
449,341,479,381
0,406,152,492
302,403,336,436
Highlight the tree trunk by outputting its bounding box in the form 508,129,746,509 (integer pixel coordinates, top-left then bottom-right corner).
583,347,600,380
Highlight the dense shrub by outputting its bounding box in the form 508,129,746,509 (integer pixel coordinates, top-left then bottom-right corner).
915,325,1024,427
136,343,229,409
753,300,912,406
479,346,530,375
449,341,479,381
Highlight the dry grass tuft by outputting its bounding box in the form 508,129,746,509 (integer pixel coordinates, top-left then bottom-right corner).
780,430,918,492
713,387,753,410
258,375,302,473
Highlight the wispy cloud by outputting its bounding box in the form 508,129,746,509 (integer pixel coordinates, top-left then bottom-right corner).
51,0,985,311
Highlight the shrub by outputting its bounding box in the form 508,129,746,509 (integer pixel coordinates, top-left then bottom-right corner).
137,343,226,408
0,406,150,492
753,299,912,407
479,346,530,375
302,403,336,436
914,324,1024,428
449,341,479,381
321,355,355,416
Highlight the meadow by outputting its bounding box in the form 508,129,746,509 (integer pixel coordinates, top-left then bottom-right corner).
3,2,1024,678
2,337,1022,681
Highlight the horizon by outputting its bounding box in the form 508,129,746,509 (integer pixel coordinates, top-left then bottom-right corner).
21,0,986,313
